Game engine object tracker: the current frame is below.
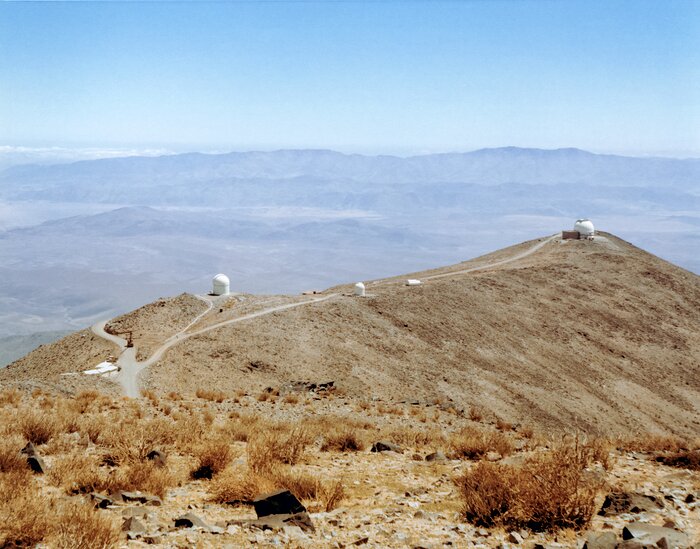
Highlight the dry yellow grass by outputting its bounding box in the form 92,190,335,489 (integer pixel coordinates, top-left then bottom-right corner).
448,425,514,459
196,388,227,403
191,440,235,479
456,441,604,532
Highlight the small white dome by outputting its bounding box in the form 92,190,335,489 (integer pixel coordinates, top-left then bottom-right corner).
212,273,230,296
354,282,366,296
574,219,595,236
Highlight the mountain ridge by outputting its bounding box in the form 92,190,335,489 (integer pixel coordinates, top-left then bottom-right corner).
2,232,698,437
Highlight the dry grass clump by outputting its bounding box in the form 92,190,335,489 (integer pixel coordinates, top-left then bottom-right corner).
321,429,366,452
382,425,446,449
1,469,120,548
247,426,311,472
449,426,514,459
0,436,27,473
195,388,226,403
99,416,177,465
495,418,513,432
617,434,689,453
49,453,177,498
655,449,700,471
191,440,234,479
456,442,603,532
17,408,63,445
0,389,22,407
468,406,484,422
282,394,299,404
211,465,345,511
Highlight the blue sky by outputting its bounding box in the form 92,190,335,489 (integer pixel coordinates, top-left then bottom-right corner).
1,1,698,157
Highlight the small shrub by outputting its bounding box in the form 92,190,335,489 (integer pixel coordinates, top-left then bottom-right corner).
18,409,62,445
320,478,346,512
468,406,484,422
456,442,603,532
247,427,311,472
321,430,366,452
495,418,513,432
617,435,688,453
655,449,700,471
282,394,299,404
191,441,234,479
449,426,513,459
196,389,226,403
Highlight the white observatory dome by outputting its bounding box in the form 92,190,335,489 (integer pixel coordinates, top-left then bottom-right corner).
354,282,366,297
212,273,230,296
573,219,595,236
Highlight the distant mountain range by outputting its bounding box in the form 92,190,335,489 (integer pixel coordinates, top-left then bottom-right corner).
1,148,698,207
0,147,698,363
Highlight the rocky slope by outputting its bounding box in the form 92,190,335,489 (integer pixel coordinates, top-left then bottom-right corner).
2,232,699,437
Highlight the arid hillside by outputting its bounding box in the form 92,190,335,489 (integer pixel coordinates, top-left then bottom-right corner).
3,232,699,437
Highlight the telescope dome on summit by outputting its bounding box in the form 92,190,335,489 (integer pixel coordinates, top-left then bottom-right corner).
574,219,595,236
212,274,230,296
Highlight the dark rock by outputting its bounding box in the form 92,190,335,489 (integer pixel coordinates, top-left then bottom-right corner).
685,493,695,504
425,451,447,462
143,535,162,545
113,490,162,506
146,450,166,467
351,537,369,546
253,490,306,518
371,441,403,453
26,455,45,474
173,512,208,529
582,531,617,549
122,517,146,534
90,493,113,509
622,522,689,547
598,491,664,516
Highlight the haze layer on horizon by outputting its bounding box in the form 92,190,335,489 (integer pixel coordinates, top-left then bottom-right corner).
1,0,698,158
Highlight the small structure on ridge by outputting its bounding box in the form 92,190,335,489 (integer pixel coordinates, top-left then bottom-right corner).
212,273,230,296
354,282,366,297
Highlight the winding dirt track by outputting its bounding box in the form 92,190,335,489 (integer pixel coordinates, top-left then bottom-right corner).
91,235,556,397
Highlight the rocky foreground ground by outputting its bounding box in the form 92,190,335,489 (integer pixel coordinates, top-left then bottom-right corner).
0,386,698,548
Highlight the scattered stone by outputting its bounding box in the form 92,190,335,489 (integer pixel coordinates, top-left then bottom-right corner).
174,512,208,529
143,534,162,545
253,490,307,517
621,522,689,547
411,453,423,461
122,517,146,535
582,531,617,549
508,531,523,544
485,451,502,462
351,537,369,545
231,512,315,533
20,442,45,474
685,493,695,504
146,449,166,467
371,441,403,453
598,491,664,516
90,493,113,509
425,451,446,462
113,490,162,506
122,506,149,519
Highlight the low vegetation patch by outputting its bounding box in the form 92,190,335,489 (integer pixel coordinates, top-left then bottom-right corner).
456,441,604,532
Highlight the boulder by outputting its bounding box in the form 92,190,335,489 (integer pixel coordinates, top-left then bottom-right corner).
173,512,209,529
622,522,689,547
122,517,146,535
598,491,664,516
508,531,523,544
90,493,114,509
20,442,45,474
253,490,306,518
371,441,403,453
582,531,617,549
425,451,446,462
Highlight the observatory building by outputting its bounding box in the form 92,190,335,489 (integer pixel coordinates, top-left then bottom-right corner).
563,219,596,240
573,219,595,237
212,273,230,296
354,282,366,297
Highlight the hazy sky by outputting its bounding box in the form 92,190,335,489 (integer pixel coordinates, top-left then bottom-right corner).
1,1,698,157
